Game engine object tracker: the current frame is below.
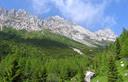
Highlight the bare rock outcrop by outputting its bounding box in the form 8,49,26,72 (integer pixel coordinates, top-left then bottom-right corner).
84,71,95,82
0,8,116,47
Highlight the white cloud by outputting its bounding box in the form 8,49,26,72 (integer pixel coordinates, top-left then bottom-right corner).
51,0,106,26
31,0,117,29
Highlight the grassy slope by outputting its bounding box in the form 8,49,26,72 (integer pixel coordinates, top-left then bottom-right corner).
0,27,93,57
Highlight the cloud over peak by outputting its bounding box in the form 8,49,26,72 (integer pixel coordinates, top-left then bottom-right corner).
31,0,117,30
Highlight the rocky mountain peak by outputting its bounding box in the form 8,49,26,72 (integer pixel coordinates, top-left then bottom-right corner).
0,8,43,31
96,28,115,35
43,16,116,47
95,28,117,42
0,8,116,47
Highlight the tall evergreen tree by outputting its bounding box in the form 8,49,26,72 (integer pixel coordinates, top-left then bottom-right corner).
108,56,123,82
115,38,121,59
119,28,128,57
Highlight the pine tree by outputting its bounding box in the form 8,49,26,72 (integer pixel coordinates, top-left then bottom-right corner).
115,38,121,59
119,28,128,58
123,28,128,36
108,56,123,82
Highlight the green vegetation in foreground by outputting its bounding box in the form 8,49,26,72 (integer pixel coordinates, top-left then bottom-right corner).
0,27,128,82
0,27,95,82
92,28,128,82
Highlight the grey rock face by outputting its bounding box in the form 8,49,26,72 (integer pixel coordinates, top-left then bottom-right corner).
95,28,116,42
43,16,117,47
0,8,42,31
0,8,116,47
84,71,95,82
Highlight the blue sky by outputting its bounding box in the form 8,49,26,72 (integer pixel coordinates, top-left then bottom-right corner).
0,0,128,35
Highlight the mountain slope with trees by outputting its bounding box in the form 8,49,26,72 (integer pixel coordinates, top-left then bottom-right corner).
92,29,128,82
0,27,96,82
0,27,128,82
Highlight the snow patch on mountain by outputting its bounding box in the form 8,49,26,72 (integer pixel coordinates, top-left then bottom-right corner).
72,48,83,55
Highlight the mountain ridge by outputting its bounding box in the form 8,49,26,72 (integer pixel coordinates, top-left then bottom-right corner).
0,8,116,47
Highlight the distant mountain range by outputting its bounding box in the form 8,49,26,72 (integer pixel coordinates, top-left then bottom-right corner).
0,8,116,47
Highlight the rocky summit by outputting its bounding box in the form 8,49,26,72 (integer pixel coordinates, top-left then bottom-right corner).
0,8,116,47
0,8,42,31
43,16,116,47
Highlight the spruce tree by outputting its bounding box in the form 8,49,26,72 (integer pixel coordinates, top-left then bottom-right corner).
119,28,128,58
108,55,123,82
115,38,121,59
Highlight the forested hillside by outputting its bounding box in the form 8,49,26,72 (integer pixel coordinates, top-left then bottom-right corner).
0,27,128,82
0,27,96,82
